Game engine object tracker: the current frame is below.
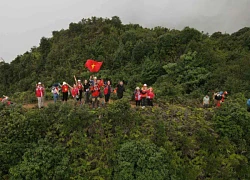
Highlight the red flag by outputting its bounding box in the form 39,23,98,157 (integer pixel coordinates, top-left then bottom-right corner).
85,59,103,72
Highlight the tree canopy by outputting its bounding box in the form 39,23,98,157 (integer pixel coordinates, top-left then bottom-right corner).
1,16,250,179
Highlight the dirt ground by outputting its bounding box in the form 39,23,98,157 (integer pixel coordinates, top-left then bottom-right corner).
22,100,54,109
21,99,155,109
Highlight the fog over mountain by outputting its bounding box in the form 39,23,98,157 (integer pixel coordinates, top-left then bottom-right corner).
1,0,249,62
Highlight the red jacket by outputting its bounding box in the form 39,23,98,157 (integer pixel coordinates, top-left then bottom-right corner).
91,85,100,97
141,87,148,98
104,85,111,95
36,86,44,97
98,79,104,87
135,90,141,101
77,83,83,90
147,90,155,99
71,88,79,97
62,85,69,93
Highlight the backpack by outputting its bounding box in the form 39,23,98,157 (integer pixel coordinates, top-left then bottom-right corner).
215,93,222,100
51,87,57,94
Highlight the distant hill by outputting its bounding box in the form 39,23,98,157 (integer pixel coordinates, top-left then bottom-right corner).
0,16,249,103
1,17,250,180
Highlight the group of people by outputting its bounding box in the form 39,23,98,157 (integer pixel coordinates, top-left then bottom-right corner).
133,84,155,108
35,75,156,109
202,91,228,108
36,76,130,109
0,95,12,106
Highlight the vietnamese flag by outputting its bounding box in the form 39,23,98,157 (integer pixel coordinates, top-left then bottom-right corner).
85,59,103,72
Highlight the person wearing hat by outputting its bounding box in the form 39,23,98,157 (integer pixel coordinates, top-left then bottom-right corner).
221,91,228,103
141,84,148,107
51,86,59,103
91,82,101,109
1,95,12,106
74,75,83,104
134,87,142,106
36,82,45,108
1,95,9,104
61,82,69,102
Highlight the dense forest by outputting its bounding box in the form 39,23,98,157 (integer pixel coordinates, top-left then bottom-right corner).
1,16,250,179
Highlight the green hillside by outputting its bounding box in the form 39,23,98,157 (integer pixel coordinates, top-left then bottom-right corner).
1,16,250,102
1,99,250,179
1,16,250,179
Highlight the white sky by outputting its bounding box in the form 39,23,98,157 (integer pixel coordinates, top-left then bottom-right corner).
0,0,250,63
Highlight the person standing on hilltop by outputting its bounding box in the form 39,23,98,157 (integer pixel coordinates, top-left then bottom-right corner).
51,86,59,103
71,84,79,102
221,91,228,103
91,82,100,109
134,87,142,106
74,76,83,104
203,94,210,108
116,81,125,99
36,82,45,109
141,84,148,107
61,82,69,103
83,79,90,104
89,76,94,87
147,87,155,106
104,80,112,104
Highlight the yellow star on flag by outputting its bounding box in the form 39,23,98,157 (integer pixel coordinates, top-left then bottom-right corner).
91,64,96,69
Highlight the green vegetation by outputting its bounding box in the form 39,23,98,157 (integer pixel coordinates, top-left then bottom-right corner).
1,98,250,179
1,16,250,100
0,16,250,179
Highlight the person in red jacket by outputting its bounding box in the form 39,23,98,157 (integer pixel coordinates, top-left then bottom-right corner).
71,84,79,102
91,82,100,109
74,76,83,104
134,87,141,106
147,87,155,106
104,80,112,104
36,82,45,108
141,84,148,107
77,80,83,103
61,82,69,102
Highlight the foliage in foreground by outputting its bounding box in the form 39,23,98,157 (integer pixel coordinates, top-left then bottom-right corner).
1,97,250,179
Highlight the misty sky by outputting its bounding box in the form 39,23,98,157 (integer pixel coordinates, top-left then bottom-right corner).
1,0,250,63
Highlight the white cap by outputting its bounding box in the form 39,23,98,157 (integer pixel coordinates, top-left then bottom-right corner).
78,79,81,82
38,82,42,85
63,82,66,85
94,77,97,79
136,87,140,90
143,84,147,86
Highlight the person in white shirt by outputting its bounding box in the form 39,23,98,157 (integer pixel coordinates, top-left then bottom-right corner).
203,95,210,108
